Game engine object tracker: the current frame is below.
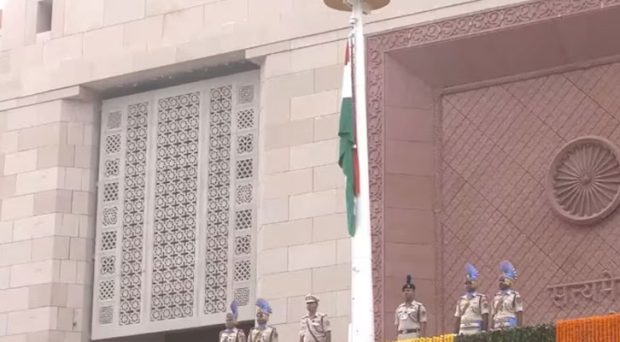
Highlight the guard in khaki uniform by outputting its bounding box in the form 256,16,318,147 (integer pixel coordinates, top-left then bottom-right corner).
248,299,278,342
220,301,247,342
454,263,490,336
394,275,427,340
299,294,331,342
492,260,524,330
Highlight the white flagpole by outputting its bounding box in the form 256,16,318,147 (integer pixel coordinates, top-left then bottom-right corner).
348,0,375,341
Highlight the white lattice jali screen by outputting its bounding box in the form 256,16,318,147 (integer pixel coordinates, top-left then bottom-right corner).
92,72,259,339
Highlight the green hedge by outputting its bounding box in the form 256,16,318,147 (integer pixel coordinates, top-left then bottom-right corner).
455,324,555,342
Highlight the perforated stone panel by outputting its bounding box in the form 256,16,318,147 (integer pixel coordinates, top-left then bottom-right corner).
93,72,259,339
119,101,149,327
440,63,620,330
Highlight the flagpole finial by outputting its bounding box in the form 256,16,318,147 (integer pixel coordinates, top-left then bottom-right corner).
323,0,390,12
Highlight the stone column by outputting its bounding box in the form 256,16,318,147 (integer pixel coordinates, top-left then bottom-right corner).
0,98,99,342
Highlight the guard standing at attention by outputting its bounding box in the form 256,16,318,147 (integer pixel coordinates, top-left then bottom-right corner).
454,263,490,336
248,299,278,342
220,300,247,342
394,275,428,340
492,260,524,330
299,294,331,342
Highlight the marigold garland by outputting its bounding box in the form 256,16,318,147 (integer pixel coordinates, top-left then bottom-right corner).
393,334,456,342
393,325,554,341
556,313,620,342
391,314,620,342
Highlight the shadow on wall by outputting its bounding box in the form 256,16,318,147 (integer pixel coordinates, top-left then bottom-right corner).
166,320,255,342
98,321,255,342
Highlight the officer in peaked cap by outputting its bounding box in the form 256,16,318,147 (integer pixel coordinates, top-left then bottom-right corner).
299,294,331,342
394,275,428,340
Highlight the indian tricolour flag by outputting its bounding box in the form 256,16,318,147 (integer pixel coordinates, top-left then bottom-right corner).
338,39,359,237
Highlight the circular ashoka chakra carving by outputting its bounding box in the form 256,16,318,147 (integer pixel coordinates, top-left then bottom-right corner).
548,136,620,225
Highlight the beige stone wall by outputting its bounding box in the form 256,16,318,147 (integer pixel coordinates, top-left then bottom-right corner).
0,0,530,100
257,42,351,341
0,99,99,342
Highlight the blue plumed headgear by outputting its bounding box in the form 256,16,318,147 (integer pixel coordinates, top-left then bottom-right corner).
465,263,479,284
500,260,518,283
256,298,272,316
229,300,239,321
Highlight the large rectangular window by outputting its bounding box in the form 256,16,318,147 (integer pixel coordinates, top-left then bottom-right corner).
92,72,259,339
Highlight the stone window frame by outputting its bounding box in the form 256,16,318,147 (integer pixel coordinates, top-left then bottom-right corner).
92,71,259,339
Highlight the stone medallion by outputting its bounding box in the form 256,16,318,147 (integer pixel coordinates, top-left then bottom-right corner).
548,136,620,225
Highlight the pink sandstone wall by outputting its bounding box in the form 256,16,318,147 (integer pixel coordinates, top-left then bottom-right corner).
439,61,620,331
369,2,620,340
380,51,620,341
382,55,439,340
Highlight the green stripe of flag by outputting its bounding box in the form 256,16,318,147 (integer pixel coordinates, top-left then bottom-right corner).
338,40,356,237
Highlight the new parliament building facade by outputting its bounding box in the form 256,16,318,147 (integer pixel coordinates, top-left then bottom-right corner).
1,0,620,341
